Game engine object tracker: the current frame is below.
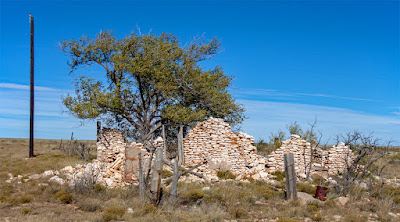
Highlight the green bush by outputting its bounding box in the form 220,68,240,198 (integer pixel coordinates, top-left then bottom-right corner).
271,171,285,181
102,206,125,222
229,207,248,219
216,170,236,180
297,182,316,195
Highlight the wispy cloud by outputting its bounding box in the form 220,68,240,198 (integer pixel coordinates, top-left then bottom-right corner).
234,88,379,102
239,99,399,144
0,83,58,91
293,92,378,102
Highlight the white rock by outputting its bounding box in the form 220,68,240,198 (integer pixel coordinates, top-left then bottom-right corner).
42,170,55,177
202,186,210,191
127,208,133,214
49,176,65,185
29,174,40,180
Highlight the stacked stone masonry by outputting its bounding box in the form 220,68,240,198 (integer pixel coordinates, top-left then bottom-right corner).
182,118,270,181
54,118,354,187
267,135,355,178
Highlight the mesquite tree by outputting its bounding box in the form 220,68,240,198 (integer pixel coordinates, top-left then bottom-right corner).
60,31,244,149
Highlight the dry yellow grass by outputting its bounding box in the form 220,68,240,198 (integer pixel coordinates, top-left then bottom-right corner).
0,138,399,221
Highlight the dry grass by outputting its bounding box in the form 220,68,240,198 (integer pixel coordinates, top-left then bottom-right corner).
0,138,399,221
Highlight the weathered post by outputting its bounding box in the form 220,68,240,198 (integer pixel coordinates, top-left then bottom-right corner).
178,126,184,166
162,125,170,164
170,157,180,199
70,132,74,155
150,147,163,204
97,121,101,142
138,153,145,198
284,153,297,200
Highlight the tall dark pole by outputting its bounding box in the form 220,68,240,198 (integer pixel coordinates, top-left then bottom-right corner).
29,14,34,158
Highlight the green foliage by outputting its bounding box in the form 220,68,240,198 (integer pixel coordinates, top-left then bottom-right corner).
161,169,173,178
102,206,125,222
271,171,285,181
60,31,245,142
216,170,236,180
297,182,316,195
269,130,286,148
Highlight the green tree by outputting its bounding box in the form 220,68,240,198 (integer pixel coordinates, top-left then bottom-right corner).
60,31,244,144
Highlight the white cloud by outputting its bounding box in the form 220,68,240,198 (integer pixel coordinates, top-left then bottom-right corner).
0,83,58,91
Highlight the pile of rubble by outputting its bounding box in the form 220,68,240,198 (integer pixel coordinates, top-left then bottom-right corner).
182,118,271,182
267,135,355,178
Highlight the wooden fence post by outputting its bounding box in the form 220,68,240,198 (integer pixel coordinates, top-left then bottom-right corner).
284,153,297,200
138,153,145,198
150,147,163,204
97,121,101,142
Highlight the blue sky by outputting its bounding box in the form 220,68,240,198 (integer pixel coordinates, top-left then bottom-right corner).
0,0,399,144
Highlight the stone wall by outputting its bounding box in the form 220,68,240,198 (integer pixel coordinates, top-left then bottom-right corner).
183,118,270,181
267,135,354,178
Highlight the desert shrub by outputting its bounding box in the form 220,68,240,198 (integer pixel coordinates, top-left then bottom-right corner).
77,198,102,212
182,189,205,203
216,170,236,180
102,206,125,222
54,189,74,204
394,196,400,204
342,211,367,222
297,182,316,195
311,213,323,221
141,204,157,215
19,196,32,203
229,206,248,219
276,217,298,222
271,171,285,181
306,203,319,212
161,169,173,178
312,177,327,186
21,207,32,215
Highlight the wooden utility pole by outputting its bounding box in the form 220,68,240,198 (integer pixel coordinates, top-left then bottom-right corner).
29,13,35,158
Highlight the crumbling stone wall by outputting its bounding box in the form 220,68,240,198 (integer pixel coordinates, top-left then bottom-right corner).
183,118,270,181
267,135,354,178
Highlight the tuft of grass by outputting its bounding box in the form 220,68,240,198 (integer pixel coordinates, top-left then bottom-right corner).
21,207,32,215
276,217,299,222
102,206,125,222
19,196,32,203
216,170,236,180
